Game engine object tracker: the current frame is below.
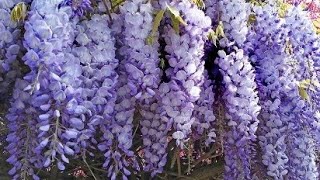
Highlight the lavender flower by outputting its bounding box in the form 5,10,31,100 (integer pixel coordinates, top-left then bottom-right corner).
101,65,136,180
86,8,139,179
160,0,211,147
192,71,216,146
59,0,91,17
120,0,161,103
0,0,26,102
20,0,82,171
248,7,293,177
247,4,319,179
287,130,319,179
119,0,169,175
219,0,250,46
217,48,260,179
205,0,219,26
285,6,318,80
6,77,42,180
283,5,320,179
71,13,124,179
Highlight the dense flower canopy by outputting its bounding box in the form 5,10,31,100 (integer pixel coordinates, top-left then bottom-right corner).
1,0,320,179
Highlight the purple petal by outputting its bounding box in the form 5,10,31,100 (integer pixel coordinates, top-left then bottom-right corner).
57,161,65,170
70,118,84,130
39,125,50,131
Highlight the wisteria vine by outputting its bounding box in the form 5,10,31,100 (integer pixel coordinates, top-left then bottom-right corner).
1,0,320,179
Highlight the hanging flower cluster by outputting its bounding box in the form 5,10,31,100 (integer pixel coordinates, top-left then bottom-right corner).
1,0,320,180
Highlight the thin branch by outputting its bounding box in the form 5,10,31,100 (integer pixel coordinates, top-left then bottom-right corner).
192,143,223,168
164,170,195,180
170,148,178,169
189,163,224,180
49,166,58,180
111,0,126,11
102,0,113,23
82,151,98,180
90,166,107,173
186,140,193,174
176,150,181,176
108,0,113,8
133,124,139,137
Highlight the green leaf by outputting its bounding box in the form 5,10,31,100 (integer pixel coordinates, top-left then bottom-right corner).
146,9,165,45
296,78,320,102
191,0,205,9
11,2,27,22
170,13,180,34
166,4,179,18
299,79,312,89
208,30,218,46
159,58,166,70
152,10,165,36
298,86,310,102
215,21,225,38
247,14,257,26
277,0,291,18
175,15,187,26
146,36,154,45
298,78,320,92
166,3,187,34
313,18,320,34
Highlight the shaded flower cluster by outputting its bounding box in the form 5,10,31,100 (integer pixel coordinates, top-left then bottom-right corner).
192,71,216,146
6,78,42,180
0,0,27,102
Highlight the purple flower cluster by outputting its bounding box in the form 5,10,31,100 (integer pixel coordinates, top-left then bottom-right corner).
100,62,136,180
248,5,295,178
59,0,92,17
246,4,320,179
6,78,42,180
219,0,249,46
120,0,161,102
0,0,26,102
140,86,171,176
118,0,170,175
20,0,79,172
249,5,293,178
288,130,319,179
285,6,318,80
283,6,320,179
3,0,320,179
71,12,119,167
205,0,219,25
192,71,216,146
72,13,134,179
212,1,261,179
160,0,211,147
217,48,260,179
